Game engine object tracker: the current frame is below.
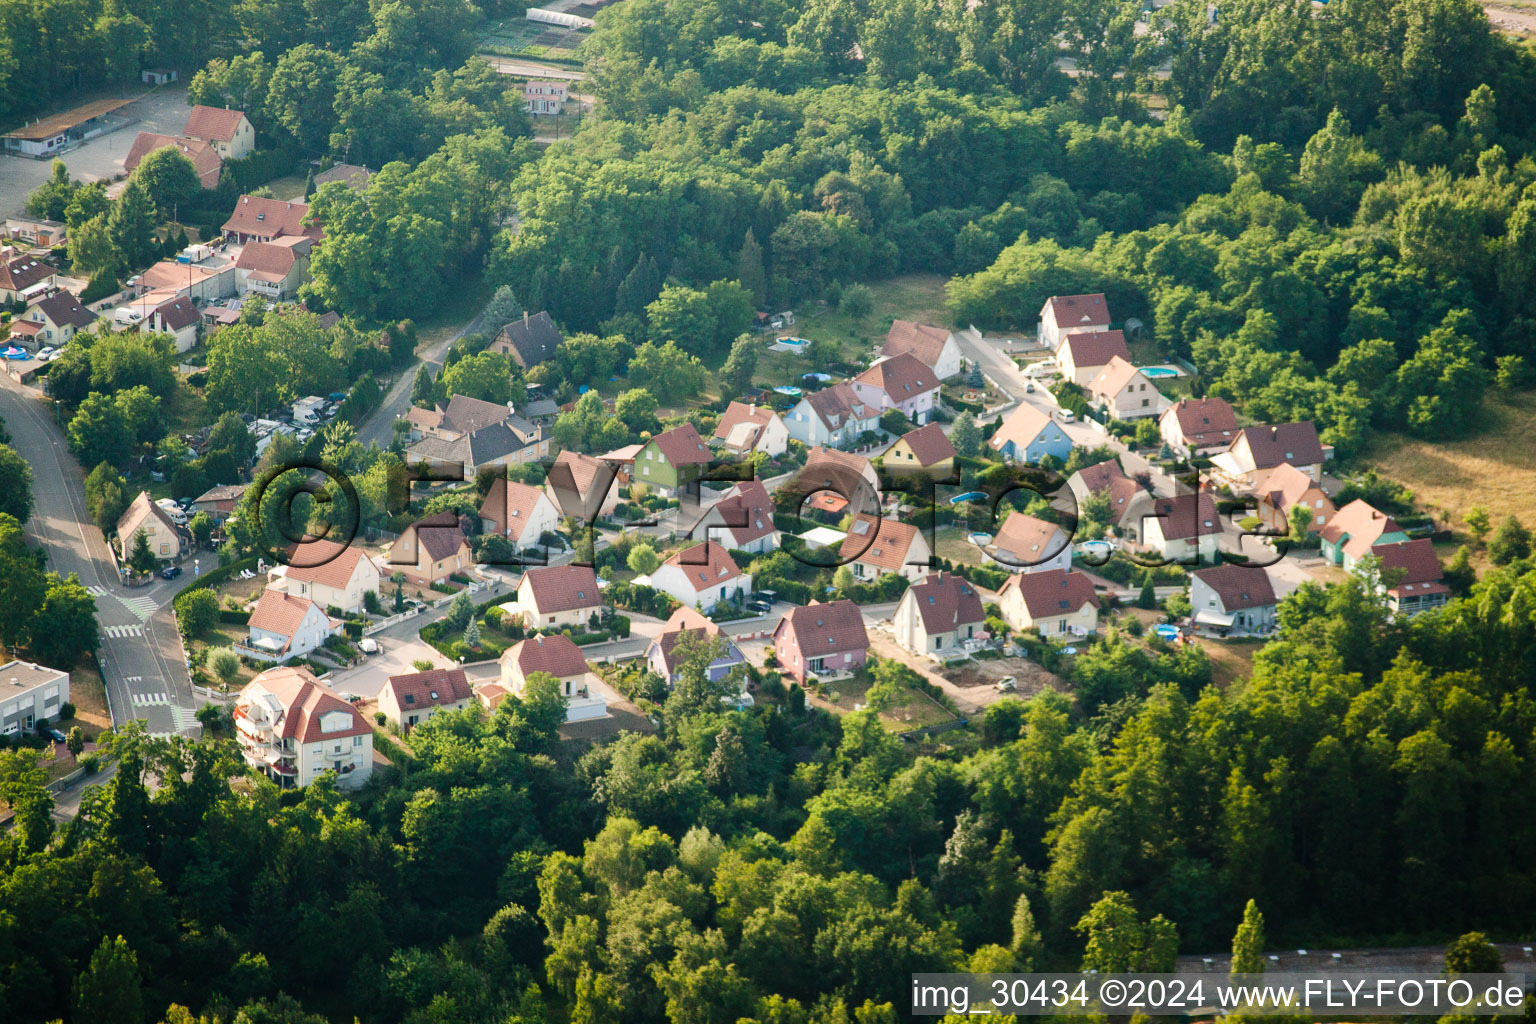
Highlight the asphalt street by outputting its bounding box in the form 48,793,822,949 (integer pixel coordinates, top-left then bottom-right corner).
1,376,199,737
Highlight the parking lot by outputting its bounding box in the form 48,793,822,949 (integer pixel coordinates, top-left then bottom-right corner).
0,86,192,216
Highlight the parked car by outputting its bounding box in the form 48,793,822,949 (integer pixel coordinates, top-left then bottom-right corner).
1025,382,1035,393
35,346,56,361
359,638,380,655
1057,409,1076,423
160,565,183,580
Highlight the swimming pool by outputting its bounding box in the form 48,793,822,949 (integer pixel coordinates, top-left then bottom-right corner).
778,337,810,348
1141,366,1179,378
773,385,802,397
949,491,987,505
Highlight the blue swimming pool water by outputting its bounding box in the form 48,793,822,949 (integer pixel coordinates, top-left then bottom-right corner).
949,491,987,505
779,337,809,347
1141,366,1179,378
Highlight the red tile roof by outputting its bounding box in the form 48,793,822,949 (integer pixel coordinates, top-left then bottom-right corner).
856,351,940,401
222,196,317,240
479,479,552,543
124,132,222,189
992,513,1069,567
384,667,473,710
646,423,713,467
662,541,742,592
1000,569,1099,619
1166,396,1238,448
1372,538,1446,597
714,401,779,451
988,403,1057,454
802,381,875,431
154,296,200,331
280,538,372,591
519,564,600,614
1086,355,1145,398
33,290,97,330
774,599,868,656
905,571,984,634
0,254,54,292
840,513,924,573
1071,458,1144,524
710,479,777,548
1231,422,1324,470
1256,463,1322,510
1062,329,1130,369
403,511,470,562
893,422,956,467
1144,492,1222,541
245,666,369,743
1192,563,1276,611
235,240,299,279
502,633,588,679
881,320,951,367
1046,294,1110,330
184,104,248,142
1319,500,1401,560
248,589,322,640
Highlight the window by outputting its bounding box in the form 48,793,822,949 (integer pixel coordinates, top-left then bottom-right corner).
353,735,363,747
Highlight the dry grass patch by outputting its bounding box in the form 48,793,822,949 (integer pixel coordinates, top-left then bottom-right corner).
1369,391,1536,532
1196,637,1263,688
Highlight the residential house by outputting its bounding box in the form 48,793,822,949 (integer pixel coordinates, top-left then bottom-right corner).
784,382,880,448
133,258,237,304
772,600,869,684
387,512,473,586
1039,293,1111,350
1319,499,1409,570
1370,538,1449,616
631,424,714,498
713,401,789,457
1254,463,1334,536
697,479,780,554
313,163,372,190
523,80,569,114
545,449,620,521
0,661,69,735
1209,422,1328,494
648,542,747,611
1065,457,1146,530
4,217,66,247
839,513,932,583
378,668,473,730
1086,355,1169,420
1058,330,1132,386
406,415,548,481
645,606,746,686
988,404,1073,464
1126,491,1222,564
1159,396,1239,458
851,352,941,426
145,296,201,353
1190,563,1278,632
881,320,964,380
191,483,247,523
998,569,1100,636
183,104,256,159
489,310,562,369
499,634,605,722
116,491,181,563
124,132,222,189
986,513,1072,573
239,590,341,663
479,479,560,550
234,237,311,298
268,538,381,615
233,666,372,789
893,571,984,656
0,251,56,304
222,196,320,244
882,422,956,479
793,446,881,517
406,394,522,441
11,290,97,347
512,564,601,631
475,683,510,712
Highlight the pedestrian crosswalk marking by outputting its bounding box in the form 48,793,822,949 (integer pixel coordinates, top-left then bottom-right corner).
117,595,159,621
105,624,144,639
170,706,199,730
131,692,170,706
86,585,107,597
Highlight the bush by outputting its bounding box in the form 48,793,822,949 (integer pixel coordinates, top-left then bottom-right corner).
174,587,220,638
363,590,382,614
375,711,387,726
59,702,75,720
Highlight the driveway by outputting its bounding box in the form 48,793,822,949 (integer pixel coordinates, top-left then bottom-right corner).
0,86,191,216
356,312,483,449
323,635,455,700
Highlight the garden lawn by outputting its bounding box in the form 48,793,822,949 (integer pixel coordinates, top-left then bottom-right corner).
807,669,956,733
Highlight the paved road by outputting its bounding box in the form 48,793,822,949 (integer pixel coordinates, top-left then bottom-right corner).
357,312,484,449
0,86,191,217
0,377,199,737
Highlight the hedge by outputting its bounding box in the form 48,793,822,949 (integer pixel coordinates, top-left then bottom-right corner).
218,609,251,625
183,556,261,592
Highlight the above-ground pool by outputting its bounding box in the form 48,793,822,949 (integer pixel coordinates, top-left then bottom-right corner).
1141,365,1180,377
1154,625,1181,640
773,385,802,397
949,491,987,505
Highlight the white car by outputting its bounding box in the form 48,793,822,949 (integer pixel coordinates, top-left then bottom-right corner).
35,346,56,361
1057,409,1076,423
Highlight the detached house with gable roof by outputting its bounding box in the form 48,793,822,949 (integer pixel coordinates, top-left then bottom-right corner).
645,606,746,687
1210,422,1329,494
184,104,256,159
881,320,963,380
489,310,563,369
513,564,602,631
893,571,985,656
405,395,548,480
1370,538,1448,616
235,237,312,299
986,513,1072,573
499,633,605,721
772,600,869,684
1058,330,1131,386
785,381,880,448
632,423,714,498
1254,463,1334,535
116,491,181,563
648,542,746,611
1040,293,1111,350
852,352,941,425
222,195,320,244
240,589,341,663
713,401,788,457
378,667,473,730
266,538,380,615
1190,563,1278,633
545,449,621,521
998,569,1100,635
1159,397,1239,458
1126,491,1223,563
12,290,97,347
479,479,560,551
388,512,473,586
0,250,56,304
124,132,222,189
697,479,780,554
988,403,1073,464
883,422,956,479
234,666,372,789
1086,355,1169,420
839,513,932,583
1065,457,1146,530
1319,499,1409,570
